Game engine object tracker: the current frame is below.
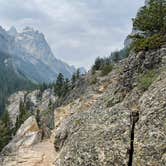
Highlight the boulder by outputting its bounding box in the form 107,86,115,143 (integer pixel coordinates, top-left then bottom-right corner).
2,116,41,155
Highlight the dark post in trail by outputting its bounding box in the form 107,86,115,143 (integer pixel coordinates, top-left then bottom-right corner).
128,111,139,166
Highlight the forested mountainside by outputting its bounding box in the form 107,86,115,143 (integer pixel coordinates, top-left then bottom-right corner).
0,51,36,115
0,0,166,165
0,51,36,150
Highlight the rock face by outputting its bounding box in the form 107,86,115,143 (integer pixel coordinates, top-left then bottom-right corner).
1,116,41,155
0,26,76,83
54,104,130,166
134,72,166,165
0,116,53,166
7,91,26,128
1,44,166,165
53,47,166,166
0,115,56,166
7,89,56,128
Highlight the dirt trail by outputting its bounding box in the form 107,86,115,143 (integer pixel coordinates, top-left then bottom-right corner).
13,138,56,166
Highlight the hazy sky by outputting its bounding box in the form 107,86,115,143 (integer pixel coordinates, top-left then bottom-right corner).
0,0,145,69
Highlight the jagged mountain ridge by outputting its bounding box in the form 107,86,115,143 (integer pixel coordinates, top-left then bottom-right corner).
0,26,77,83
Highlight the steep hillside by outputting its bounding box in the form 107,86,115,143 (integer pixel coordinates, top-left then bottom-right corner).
0,45,166,165
0,51,36,115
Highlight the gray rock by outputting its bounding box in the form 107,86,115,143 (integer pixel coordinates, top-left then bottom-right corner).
54,104,130,166
133,71,166,165
1,116,41,156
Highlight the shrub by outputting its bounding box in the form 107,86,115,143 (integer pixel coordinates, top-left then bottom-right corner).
92,57,105,72
133,34,165,52
90,75,97,85
101,64,113,76
138,70,157,91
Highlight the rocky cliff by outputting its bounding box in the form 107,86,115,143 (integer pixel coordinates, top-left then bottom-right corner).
0,45,166,165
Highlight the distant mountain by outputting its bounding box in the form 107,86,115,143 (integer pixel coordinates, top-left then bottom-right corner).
0,26,77,83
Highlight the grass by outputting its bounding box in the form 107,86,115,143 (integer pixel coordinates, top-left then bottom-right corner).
138,70,157,91
100,64,113,76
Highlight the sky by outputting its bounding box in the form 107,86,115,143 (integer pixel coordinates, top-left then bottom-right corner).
0,0,145,69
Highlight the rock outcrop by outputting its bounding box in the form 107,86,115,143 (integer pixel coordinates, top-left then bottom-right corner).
2,116,41,154
0,116,42,165
7,89,56,130
53,47,166,166
7,91,26,128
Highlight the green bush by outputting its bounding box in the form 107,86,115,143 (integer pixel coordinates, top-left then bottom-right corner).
90,75,97,85
133,34,165,52
138,70,157,91
101,64,113,76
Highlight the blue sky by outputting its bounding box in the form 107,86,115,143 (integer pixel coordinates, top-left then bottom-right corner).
0,0,145,69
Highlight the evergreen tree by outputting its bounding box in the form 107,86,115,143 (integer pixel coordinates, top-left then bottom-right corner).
15,100,30,133
0,111,11,151
112,51,120,63
92,57,105,71
54,73,65,97
39,83,48,93
76,69,80,79
36,109,41,128
71,73,77,86
1,110,10,128
63,78,70,96
130,0,166,52
133,0,166,35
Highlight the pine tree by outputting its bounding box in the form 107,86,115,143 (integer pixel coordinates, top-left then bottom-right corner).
15,100,30,133
63,78,70,96
76,69,80,79
112,51,120,63
54,73,65,97
133,0,166,35
0,111,11,151
92,57,104,71
36,109,41,128
71,73,76,86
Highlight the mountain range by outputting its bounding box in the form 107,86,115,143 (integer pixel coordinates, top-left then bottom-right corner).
0,26,79,83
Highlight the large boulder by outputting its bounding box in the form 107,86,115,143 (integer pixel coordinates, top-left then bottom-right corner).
1,116,41,155
54,104,130,166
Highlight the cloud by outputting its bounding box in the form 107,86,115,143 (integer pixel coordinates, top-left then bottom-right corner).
0,0,145,69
